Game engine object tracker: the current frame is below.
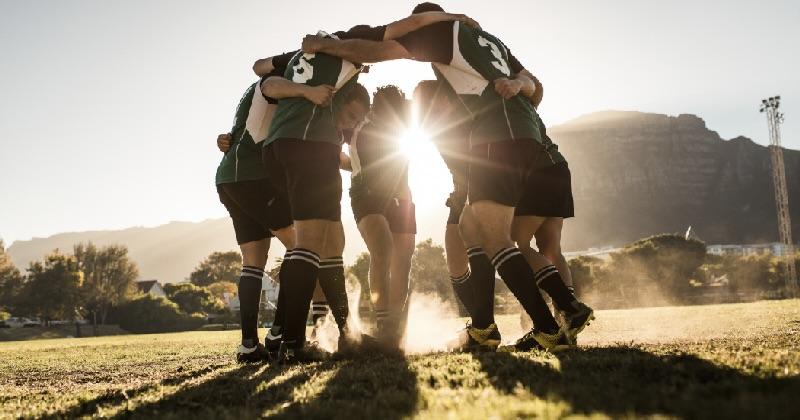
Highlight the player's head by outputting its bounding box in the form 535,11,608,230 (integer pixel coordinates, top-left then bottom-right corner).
413,80,453,129
412,2,445,14
337,83,370,131
371,85,410,129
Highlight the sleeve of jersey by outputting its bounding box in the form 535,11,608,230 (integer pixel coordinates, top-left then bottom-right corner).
395,22,453,64
336,25,387,41
272,50,298,72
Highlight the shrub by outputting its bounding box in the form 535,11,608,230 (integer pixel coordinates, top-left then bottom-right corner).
116,295,205,334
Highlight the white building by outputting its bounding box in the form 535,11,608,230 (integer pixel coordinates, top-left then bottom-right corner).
706,242,795,257
136,280,166,297
224,274,279,312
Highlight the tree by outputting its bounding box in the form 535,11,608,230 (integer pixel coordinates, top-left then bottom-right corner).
0,240,24,313
73,243,138,327
409,239,455,308
189,251,241,286
567,255,604,298
207,281,237,301
116,295,205,334
163,283,225,315
21,251,84,325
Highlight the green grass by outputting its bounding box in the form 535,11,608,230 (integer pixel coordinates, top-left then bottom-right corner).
1,300,799,419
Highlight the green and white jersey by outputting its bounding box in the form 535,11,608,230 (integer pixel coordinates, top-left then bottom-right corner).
215,82,272,185
397,22,543,146
264,36,362,146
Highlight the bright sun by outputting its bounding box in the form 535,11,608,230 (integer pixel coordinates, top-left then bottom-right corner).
398,124,431,159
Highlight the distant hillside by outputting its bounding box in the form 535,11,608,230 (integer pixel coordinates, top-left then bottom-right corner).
554,111,799,250
9,111,798,281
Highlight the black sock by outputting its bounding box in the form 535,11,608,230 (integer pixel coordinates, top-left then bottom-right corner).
492,247,559,334
311,301,330,325
271,249,295,332
238,265,264,345
450,270,475,317
467,247,495,329
318,257,349,331
535,265,578,313
281,248,320,347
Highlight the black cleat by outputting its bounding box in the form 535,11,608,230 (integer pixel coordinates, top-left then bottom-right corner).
515,328,573,353
236,343,269,363
564,301,595,341
275,340,329,365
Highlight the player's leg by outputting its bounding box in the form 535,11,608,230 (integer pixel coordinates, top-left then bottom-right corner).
534,218,572,288
467,140,566,351
386,199,416,348
458,205,495,328
317,221,349,333
270,139,341,362
357,214,394,331
443,192,478,319
217,183,272,362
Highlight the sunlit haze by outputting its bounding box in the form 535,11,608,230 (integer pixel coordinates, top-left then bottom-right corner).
1,0,798,251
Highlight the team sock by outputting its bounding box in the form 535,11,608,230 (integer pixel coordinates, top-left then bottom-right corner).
492,247,559,334
270,249,295,334
238,265,265,346
311,301,330,325
317,256,349,331
467,247,496,329
534,265,579,313
450,270,475,317
281,248,320,348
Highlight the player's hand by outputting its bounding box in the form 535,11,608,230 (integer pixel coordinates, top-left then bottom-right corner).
455,14,481,29
494,78,522,99
217,133,232,152
304,84,335,106
302,34,326,53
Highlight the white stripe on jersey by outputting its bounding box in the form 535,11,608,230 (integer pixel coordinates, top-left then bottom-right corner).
432,21,489,96
348,120,367,177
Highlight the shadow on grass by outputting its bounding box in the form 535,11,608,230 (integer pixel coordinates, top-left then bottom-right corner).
67,353,419,419
273,353,418,419
42,363,229,419
473,347,800,418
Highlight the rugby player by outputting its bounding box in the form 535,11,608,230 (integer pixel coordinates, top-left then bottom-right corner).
215,56,335,362
261,11,481,363
302,2,594,352
347,85,416,349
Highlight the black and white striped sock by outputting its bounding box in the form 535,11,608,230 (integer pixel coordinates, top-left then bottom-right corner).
318,256,349,331
450,269,475,317
467,246,495,328
534,265,578,313
492,247,559,334
239,265,265,344
282,248,320,346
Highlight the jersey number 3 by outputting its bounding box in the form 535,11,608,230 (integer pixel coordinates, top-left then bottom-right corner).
292,53,315,83
477,36,510,76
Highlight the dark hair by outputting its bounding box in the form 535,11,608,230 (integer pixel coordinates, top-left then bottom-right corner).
412,2,445,13
371,85,410,128
344,83,371,109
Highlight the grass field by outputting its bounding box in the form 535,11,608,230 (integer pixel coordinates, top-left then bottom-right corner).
1,300,798,419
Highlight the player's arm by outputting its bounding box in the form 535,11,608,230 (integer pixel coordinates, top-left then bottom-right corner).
252,51,297,77
261,76,335,106
303,36,412,64
383,12,478,40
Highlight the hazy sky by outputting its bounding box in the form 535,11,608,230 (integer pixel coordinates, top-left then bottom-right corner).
1,0,798,245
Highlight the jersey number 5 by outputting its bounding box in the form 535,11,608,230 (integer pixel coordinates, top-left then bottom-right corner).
292,53,315,83
477,36,510,76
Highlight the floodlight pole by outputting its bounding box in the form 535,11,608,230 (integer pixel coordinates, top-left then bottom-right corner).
761,96,798,297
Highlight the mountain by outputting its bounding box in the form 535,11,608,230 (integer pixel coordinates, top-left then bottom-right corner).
553,111,800,250
8,111,798,280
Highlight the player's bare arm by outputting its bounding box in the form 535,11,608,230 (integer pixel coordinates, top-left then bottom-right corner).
261,77,335,106
217,133,232,153
383,11,479,40
302,36,411,64
339,151,352,171
252,56,276,77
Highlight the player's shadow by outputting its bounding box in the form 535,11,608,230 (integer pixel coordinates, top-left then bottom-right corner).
271,352,419,420
472,347,800,418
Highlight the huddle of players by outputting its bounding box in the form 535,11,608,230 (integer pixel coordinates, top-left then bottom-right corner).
215,3,595,364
